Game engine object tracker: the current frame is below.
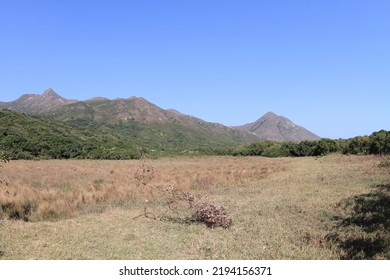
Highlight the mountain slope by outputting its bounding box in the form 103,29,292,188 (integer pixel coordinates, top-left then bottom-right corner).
47,97,259,149
236,112,321,142
0,110,141,159
1,89,320,148
0,88,77,114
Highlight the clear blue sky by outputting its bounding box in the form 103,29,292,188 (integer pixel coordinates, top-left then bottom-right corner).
1,0,389,139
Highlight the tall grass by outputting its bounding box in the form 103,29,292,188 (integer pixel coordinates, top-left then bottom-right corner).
0,157,285,222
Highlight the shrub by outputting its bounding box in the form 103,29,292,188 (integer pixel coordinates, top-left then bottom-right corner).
0,201,36,222
0,151,9,164
134,161,155,187
378,158,390,168
191,196,233,228
164,187,232,228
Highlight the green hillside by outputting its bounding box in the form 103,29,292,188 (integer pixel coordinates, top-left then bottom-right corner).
45,98,257,151
0,110,140,159
3,108,388,160
0,109,247,159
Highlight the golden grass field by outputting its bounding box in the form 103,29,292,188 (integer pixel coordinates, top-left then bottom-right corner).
0,155,389,259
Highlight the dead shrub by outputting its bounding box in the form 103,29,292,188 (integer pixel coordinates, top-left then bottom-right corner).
164,187,232,228
0,200,36,222
378,157,390,168
134,158,155,187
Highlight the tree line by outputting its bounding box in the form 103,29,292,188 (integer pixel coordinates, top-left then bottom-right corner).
222,130,390,157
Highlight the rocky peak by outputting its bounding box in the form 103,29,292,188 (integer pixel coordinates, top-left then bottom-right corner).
42,88,57,96
235,112,320,142
0,88,77,113
261,111,278,119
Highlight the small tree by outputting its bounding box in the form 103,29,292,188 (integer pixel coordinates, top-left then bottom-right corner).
0,150,10,164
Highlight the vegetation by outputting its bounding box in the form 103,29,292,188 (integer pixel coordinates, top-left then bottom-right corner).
0,110,247,159
0,150,9,164
230,131,390,157
0,150,9,187
0,110,142,159
0,155,388,259
2,108,389,259
1,109,390,159
162,187,233,228
0,156,274,222
327,158,390,259
328,183,390,259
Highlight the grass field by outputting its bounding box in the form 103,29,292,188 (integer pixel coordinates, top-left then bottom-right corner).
0,155,389,259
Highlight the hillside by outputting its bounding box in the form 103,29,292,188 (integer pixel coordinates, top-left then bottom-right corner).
0,88,77,114
236,112,321,142
0,89,323,158
0,108,257,159
0,110,140,159
45,96,258,148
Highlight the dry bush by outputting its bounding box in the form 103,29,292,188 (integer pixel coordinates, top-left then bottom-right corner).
378,157,390,168
134,157,155,187
163,187,232,228
0,200,36,222
0,185,37,221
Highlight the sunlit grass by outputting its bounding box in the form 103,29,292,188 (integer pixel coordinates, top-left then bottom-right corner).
0,155,388,259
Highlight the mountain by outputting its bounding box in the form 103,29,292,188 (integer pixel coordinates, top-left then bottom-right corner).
0,88,77,114
235,112,321,142
0,110,142,159
46,96,259,149
0,89,320,150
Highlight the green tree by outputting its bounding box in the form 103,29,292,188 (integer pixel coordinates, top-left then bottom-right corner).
370,130,390,155
312,138,338,156
342,136,370,155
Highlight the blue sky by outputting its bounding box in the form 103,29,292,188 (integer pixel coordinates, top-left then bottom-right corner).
1,0,389,139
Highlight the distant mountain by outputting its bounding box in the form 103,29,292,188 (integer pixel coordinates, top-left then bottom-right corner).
235,112,320,142
0,88,77,114
46,95,259,148
0,89,320,147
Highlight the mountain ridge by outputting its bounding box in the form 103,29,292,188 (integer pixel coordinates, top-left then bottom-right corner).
0,88,77,114
0,88,321,142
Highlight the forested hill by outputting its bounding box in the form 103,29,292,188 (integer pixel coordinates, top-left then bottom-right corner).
0,109,252,159
1,109,389,160
0,110,141,159
1,88,319,144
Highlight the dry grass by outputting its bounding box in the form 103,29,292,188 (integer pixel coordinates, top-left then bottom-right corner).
0,155,388,259
0,157,284,222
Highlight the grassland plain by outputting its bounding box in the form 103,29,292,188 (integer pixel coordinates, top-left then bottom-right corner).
0,155,389,259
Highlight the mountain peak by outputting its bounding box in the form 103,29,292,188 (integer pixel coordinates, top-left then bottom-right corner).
43,88,55,94
236,112,320,142
261,112,278,119
0,89,321,142
42,88,58,97
0,88,77,113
